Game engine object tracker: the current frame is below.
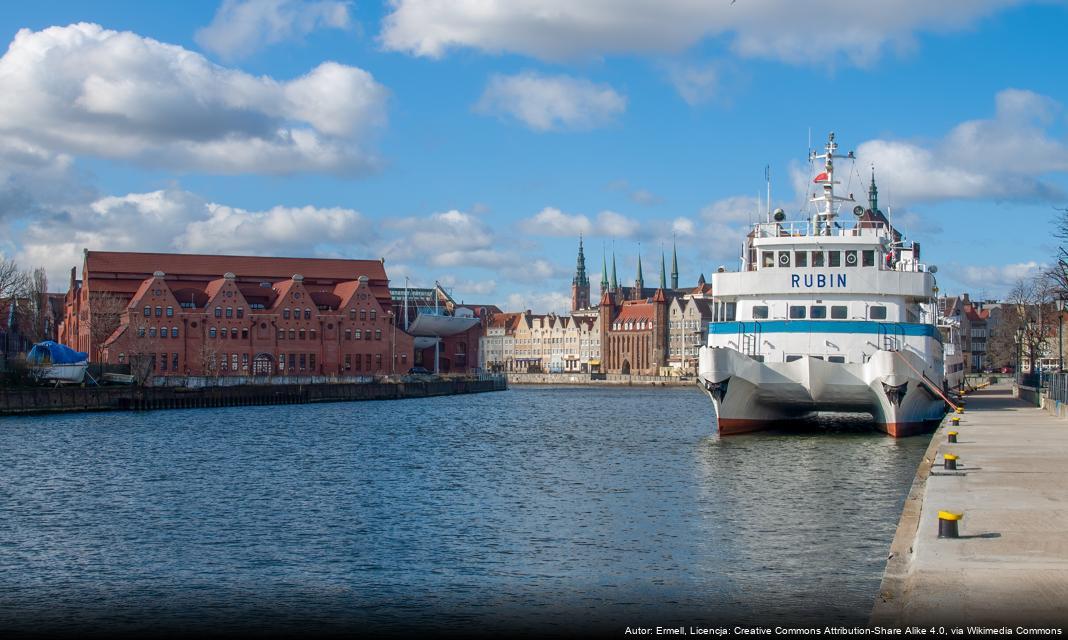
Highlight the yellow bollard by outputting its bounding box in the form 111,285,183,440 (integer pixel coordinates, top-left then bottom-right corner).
938,511,963,538
943,453,959,471
948,431,958,443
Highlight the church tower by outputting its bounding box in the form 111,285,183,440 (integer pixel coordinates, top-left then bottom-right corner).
571,235,590,312
670,241,679,290
868,168,879,213
600,250,609,299
634,252,644,300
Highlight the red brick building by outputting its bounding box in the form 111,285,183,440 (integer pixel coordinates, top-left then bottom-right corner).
60,250,421,377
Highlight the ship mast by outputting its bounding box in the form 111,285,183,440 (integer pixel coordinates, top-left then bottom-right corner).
809,132,856,236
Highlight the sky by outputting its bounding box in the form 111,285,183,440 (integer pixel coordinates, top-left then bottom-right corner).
1,0,1067,313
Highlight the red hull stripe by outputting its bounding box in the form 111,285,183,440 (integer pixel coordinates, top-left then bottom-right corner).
717,418,938,438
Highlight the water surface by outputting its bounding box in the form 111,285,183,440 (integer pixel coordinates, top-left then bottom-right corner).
0,385,927,634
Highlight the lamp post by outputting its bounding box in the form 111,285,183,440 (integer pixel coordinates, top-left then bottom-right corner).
1014,328,1023,385
389,309,396,375
1059,294,1067,372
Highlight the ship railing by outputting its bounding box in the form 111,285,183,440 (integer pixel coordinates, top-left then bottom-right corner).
752,219,892,239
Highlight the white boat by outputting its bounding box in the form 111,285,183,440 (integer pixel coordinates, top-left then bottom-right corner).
697,132,953,437
27,341,89,385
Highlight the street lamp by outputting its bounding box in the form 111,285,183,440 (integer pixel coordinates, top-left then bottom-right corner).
1059,293,1068,372
1014,328,1023,384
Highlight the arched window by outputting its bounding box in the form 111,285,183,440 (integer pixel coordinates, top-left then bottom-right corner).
236,308,244,319
283,308,290,319
166,306,174,317
231,328,238,339
226,307,233,318
375,329,382,341
172,326,179,338
304,308,311,319
118,353,126,364
214,307,222,318
370,310,377,321
345,329,352,340
360,309,367,321
209,327,217,338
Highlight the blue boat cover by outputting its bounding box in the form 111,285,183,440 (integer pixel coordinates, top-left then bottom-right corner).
27,341,88,364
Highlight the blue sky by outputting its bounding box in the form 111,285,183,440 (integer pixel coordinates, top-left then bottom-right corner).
1,0,1066,311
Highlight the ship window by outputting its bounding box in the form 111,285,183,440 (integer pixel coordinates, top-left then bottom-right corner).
869,306,888,320
811,355,824,360
811,251,825,267
753,305,769,319
862,250,875,267
751,355,764,363
810,305,827,319
844,250,858,267
786,355,803,363
789,305,806,319
795,251,808,267
778,251,791,267
828,252,842,267
831,305,848,319
724,302,736,322
762,252,775,268
828,355,846,363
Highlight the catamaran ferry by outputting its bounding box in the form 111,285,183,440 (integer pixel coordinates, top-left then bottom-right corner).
697,132,953,437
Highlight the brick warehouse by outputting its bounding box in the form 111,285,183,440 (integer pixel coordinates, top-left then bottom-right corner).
58,250,446,377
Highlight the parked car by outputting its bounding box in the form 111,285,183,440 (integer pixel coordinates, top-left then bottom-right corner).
408,366,431,375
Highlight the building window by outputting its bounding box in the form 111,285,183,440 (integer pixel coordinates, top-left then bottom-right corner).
299,329,306,341
375,354,382,369
242,353,249,369
155,306,162,317
230,328,237,339
149,327,157,337
789,305,806,319
365,354,372,370
353,354,361,370
355,329,362,340
160,353,167,371
304,308,311,320
375,329,382,341
831,305,848,320
345,329,352,340
144,306,151,317
370,310,377,321
118,353,126,364
226,307,233,318
345,354,352,370
214,307,222,318
173,353,179,371
279,353,286,370
309,354,316,370
810,306,827,319
289,329,295,340
869,306,888,320
209,327,217,338
237,308,244,319
241,328,248,340
299,353,306,369
220,327,227,339
365,331,372,341
166,306,174,317
277,329,285,340
310,330,317,341
283,308,290,319
172,326,179,338
231,354,238,371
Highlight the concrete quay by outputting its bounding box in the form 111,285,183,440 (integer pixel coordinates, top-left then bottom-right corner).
871,383,1068,627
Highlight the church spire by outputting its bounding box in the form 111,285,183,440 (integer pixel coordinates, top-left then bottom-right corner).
670,239,679,290
635,248,644,296
600,248,609,293
659,250,667,290
868,167,879,213
610,253,618,292
573,235,589,286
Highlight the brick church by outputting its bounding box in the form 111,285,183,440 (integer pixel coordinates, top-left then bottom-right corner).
570,238,703,376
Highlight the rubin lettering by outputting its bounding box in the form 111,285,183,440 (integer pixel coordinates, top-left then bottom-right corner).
791,273,847,288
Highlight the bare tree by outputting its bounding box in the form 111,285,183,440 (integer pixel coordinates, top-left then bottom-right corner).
992,276,1057,374
0,259,29,300
18,268,50,343
83,292,128,361
197,343,220,379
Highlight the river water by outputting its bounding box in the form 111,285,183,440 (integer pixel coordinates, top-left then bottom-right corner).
0,386,927,634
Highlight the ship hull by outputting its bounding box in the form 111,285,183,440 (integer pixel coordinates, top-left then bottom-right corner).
698,347,946,438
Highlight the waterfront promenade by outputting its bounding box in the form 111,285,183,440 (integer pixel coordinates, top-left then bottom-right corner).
872,383,1068,626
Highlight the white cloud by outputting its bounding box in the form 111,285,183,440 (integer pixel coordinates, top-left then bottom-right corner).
666,61,719,106
196,0,352,60
835,89,1068,204
475,71,625,131
672,217,696,237
505,291,572,315
950,261,1046,295
13,189,373,285
0,23,388,175
518,207,640,238
437,275,498,297
381,0,1025,66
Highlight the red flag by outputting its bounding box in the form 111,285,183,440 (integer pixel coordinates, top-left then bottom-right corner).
813,172,828,183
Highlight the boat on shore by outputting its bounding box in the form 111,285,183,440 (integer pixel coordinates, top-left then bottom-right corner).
697,132,952,437
26,341,89,385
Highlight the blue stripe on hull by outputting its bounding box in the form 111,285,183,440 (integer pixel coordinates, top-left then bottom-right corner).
707,320,940,339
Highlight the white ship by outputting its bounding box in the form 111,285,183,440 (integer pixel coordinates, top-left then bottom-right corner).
697,132,955,437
